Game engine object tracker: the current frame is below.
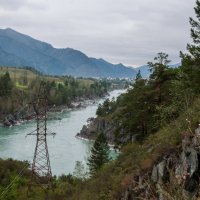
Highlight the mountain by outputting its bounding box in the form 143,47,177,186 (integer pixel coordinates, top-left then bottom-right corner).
0,28,137,78
90,58,136,78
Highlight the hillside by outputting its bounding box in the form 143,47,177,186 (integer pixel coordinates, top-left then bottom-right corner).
0,28,137,78
0,67,129,127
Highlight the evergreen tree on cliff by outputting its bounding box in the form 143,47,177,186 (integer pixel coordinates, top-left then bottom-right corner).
147,52,171,103
180,0,200,92
87,133,110,175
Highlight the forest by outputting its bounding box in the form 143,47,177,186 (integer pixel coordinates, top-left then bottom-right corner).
0,67,128,125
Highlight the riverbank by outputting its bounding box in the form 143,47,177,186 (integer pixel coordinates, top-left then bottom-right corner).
75,135,119,152
0,92,109,127
76,89,127,145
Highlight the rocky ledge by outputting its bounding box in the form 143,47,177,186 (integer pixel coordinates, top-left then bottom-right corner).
121,125,200,200
76,117,117,144
77,116,138,145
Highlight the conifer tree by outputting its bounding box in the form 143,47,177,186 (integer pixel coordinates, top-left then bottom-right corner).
87,133,110,175
187,0,200,62
180,0,200,92
0,72,12,96
148,52,170,81
135,69,142,80
73,161,87,179
147,52,171,103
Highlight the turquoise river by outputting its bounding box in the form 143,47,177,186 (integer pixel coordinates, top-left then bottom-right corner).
0,90,125,176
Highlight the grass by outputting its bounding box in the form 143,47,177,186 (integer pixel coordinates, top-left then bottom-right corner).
0,66,95,88
15,81,28,89
0,67,37,81
77,79,94,87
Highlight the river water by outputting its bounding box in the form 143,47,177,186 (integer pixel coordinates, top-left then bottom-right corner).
0,90,125,176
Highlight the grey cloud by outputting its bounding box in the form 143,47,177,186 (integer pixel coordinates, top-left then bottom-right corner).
0,0,27,10
0,0,197,66
0,0,47,11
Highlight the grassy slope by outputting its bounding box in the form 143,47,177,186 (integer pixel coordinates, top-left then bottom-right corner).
65,97,200,200
0,66,94,88
0,67,37,81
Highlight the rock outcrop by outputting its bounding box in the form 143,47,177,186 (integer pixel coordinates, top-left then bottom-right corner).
120,125,200,200
77,117,117,143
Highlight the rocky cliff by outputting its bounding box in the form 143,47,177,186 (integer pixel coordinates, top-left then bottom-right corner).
77,116,139,145
121,125,200,200
77,117,117,144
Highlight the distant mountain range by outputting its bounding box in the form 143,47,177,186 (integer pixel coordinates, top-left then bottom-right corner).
0,28,138,78
0,28,180,78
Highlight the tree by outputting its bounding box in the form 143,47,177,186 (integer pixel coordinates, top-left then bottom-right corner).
135,69,142,80
87,133,110,175
96,98,111,117
73,161,87,179
180,0,200,93
148,52,170,80
186,0,200,62
0,72,12,96
147,53,171,103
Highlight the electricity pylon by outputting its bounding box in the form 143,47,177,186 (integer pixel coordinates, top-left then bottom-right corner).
27,82,55,194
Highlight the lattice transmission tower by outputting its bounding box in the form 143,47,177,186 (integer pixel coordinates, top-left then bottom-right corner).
27,82,55,193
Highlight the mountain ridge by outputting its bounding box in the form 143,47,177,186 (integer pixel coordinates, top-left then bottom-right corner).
0,28,137,78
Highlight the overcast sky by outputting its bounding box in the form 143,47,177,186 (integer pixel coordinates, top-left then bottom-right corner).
0,0,196,67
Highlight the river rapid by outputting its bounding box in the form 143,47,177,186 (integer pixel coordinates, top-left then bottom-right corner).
0,89,125,176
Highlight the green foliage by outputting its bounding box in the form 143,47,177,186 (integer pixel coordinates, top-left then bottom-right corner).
187,0,200,61
97,97,117,117
0,159,30,200
135,69,142,80
0,72,13,96
73,161,88,179
87,133,110,175
148,52,170,80
0,70,116,118
94,48,198,148
95,53,184,144
180,0,200,93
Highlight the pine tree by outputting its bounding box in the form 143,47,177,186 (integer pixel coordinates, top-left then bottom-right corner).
0,72,12,96
187,0,200,62
148,52,170,81
135,69,142,80
180,0,200,93
73,161,87,179
147,52,171,103
87,133,110,175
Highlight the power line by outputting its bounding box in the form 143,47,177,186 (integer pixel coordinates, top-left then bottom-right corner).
0,163,30,199
0,81,56,198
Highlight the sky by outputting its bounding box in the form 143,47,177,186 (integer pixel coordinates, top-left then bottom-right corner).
0,0,196,67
